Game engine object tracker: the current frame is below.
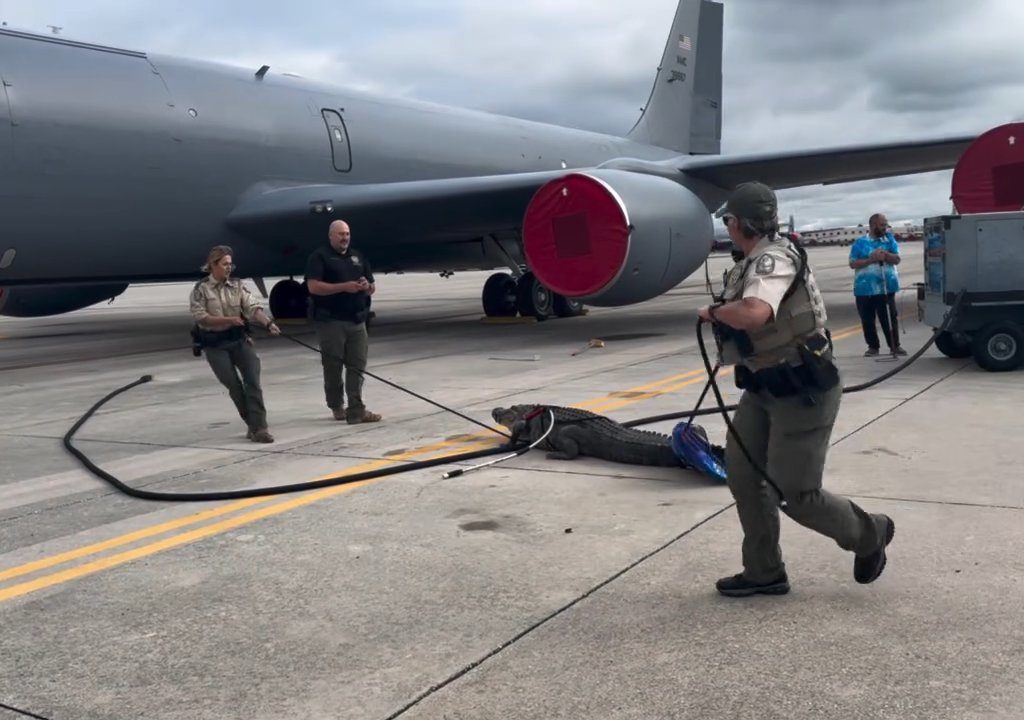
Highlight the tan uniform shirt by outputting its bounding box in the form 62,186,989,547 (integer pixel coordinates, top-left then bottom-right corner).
721,237,827,370
189,276,263,329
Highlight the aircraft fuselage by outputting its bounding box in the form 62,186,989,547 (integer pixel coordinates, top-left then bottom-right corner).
0,29,678,287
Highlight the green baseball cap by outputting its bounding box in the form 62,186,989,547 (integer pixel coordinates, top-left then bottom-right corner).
714,181,778,223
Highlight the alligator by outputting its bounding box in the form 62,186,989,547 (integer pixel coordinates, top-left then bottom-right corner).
491,404,725,469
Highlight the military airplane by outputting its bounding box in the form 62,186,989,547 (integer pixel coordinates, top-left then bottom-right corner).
0,0,977,320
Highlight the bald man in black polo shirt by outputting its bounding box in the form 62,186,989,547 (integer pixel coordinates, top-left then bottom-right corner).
305,220,382,424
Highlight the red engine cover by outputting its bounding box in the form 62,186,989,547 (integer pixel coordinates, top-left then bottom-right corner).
951,122,1024,214
522,173,630,297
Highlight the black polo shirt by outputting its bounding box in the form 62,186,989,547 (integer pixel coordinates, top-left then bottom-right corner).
304,244,374,322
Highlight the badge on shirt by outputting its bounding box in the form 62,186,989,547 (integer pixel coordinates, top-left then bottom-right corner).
755,255,775,275
350,255,361,267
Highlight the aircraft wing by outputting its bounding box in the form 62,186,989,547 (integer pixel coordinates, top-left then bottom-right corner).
226,170,570,245
678,134,978,190
228,132,979,245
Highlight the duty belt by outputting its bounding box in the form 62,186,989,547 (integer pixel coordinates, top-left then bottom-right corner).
190,324,246,352
734,333,839,406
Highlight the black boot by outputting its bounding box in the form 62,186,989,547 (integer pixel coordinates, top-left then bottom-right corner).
716,572,790,597
854,515,895,584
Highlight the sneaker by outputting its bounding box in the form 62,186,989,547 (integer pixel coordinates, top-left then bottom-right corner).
864,348,879,357
249,428,274,443
347,410,382,424
715,572,790,597
854,515,895,584
892,346,908,356
331,407,346,421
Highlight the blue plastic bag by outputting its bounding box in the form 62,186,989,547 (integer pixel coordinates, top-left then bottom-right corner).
671,421,727,482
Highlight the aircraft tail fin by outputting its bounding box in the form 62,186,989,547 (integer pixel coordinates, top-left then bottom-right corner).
627,0,723,155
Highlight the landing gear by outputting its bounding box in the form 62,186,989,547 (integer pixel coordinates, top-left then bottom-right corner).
482,272,518,317
481,271,585,320
553,295,585,318
515,272,554,318
269,279,308,320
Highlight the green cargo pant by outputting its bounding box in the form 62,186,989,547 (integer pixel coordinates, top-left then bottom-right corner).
314,319,369,414
205,339,268,431
724,378,888,583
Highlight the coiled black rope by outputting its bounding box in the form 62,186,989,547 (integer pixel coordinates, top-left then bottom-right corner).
61,314,538,501
61,377,513,501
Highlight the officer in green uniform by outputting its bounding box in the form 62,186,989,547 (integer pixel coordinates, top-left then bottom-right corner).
190,245,280,443
699,182,895,597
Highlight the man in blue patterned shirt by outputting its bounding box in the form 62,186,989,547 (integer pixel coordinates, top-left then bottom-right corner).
848,213,907,356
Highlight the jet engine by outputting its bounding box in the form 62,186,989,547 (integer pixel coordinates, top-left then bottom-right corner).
0,283,129,317
522,169,714,307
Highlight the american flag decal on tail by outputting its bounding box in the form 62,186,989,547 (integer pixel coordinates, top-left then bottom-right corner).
678,34,692,51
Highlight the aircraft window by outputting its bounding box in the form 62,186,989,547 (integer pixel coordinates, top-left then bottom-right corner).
0,249,15,269
333,127,344,142
188,108,198,118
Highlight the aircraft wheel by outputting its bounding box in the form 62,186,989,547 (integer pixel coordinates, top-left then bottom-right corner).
482,272,518,317
269,279,308,320
515,272,553,319
971,322,1024,372
934,331,972,359
553,294,585,318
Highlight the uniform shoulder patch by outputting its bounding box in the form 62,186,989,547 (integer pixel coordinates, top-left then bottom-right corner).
755,254,776,275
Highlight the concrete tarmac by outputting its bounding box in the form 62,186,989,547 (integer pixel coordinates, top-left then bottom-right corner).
1,244,1021,720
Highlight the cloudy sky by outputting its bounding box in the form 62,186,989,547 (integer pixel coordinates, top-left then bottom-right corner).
4,0,1022,229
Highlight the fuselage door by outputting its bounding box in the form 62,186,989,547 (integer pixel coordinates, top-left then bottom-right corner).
321,108,352,172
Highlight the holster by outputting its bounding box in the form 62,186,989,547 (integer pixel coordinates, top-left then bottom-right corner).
796,334,840,393
735,334,839,405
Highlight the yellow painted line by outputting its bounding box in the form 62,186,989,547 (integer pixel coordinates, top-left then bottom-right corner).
0,317,871,603
0,440,505,604
573,368,707,410
0,497,272,584
0,434,499,586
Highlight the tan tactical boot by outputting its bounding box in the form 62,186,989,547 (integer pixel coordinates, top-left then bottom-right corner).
347,410,382,424
249,428,274,443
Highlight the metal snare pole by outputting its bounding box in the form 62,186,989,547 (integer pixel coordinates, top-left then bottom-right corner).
442,408,556,479
876,247,900,362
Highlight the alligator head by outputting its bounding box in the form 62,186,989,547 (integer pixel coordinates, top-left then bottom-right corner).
491,404,540,430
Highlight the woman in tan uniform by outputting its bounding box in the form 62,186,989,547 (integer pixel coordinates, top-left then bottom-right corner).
189,245,280,443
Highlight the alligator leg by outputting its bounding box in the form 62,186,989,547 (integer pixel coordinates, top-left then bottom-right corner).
545,427,580,460
509,419,528,446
